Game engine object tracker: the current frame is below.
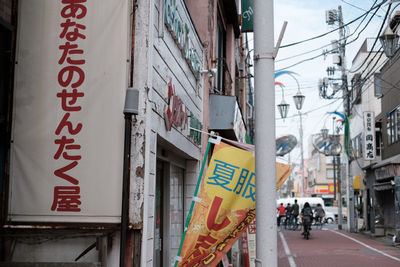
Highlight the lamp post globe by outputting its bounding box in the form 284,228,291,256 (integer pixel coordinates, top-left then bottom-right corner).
293,90,305,111
277,99,289,119
379,24,399,58
321,127,329,139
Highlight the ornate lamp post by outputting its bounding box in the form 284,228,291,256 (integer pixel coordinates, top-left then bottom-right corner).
293,89,306,196
379,24,399,57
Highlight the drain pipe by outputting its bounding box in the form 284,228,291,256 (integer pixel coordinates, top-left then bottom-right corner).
121,88,139,266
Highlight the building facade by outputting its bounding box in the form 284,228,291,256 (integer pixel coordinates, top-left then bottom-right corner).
0,0,251,266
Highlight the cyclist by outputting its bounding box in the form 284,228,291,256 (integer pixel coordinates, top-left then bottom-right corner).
314,203,325,225
285,203,292,229
301,202,313,237
291,199,299,230
277,203,285,227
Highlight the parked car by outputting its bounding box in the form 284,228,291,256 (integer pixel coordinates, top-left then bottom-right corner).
325,206,347,221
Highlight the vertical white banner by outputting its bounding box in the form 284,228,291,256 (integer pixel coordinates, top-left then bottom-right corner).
9,0,129,223
363,111,376,161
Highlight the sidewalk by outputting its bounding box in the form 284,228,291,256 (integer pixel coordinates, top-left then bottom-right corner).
357,230,400,249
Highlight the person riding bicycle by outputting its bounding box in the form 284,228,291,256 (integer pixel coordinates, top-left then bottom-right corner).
291,199,299,229
285,203,292,228
301,202,313,236
314,203,325,224
277,203,285,227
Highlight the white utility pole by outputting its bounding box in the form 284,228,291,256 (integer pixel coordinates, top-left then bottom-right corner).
254,0,277,266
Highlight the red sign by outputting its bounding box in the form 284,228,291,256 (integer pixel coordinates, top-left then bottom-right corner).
51,0,88,213
164,78,188,131
328,183,338,194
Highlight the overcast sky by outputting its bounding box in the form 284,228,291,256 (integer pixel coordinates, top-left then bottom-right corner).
259,0,387,164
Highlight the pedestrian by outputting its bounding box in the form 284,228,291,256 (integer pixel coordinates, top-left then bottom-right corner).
277,203,285,227
291,199,299,229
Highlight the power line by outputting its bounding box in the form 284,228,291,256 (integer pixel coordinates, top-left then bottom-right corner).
339,0,383,17
276,1,383,71
349,1,391,73
279,0,388,49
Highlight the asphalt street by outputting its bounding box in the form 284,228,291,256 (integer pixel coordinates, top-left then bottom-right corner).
278,226,400,267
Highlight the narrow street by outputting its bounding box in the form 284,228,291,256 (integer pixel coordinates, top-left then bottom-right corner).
278,227,400,267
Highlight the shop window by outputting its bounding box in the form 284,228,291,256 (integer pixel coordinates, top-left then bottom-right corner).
386,106,400,145
155,161,185,267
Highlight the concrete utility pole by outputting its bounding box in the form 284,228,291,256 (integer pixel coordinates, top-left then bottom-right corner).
337,5,345,232
254,0,277,266
337,5,354,232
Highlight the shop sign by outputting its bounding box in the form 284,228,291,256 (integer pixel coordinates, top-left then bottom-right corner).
363,111,376,160
164,78,202,145
164,0,201,78
315,185,329,194
9,0,127,223
328,183,338,194
241,0,254,32
233,102,246,143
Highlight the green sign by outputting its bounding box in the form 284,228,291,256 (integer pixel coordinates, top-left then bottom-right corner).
242,0,253,32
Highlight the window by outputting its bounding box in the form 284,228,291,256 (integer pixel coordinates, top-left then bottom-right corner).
216,13,226,94
376,121,382,156
387,106,400,145
155,161,185,267
374,73,382,97
326,168,335,179
350,133,363,158
351,74,362,105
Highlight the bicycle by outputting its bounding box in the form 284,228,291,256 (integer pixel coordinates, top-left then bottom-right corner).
314,215,324,230
303,218,311,240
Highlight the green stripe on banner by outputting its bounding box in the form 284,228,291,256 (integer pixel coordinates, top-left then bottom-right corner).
174,140,212,267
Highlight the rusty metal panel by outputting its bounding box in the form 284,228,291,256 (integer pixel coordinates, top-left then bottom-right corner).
209,94,236,130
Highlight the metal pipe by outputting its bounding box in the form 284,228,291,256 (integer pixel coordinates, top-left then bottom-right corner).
254,0,277,266
120,114,132,267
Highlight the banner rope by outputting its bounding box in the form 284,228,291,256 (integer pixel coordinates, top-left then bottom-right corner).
174,139,212,267
189,127,255,152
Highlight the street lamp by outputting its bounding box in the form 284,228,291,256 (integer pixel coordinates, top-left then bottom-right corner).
277,99,289,119
321,127,329,139
277,85,290,119
293,90,305,111
379,1,400,57
379,24,399,57
293,88,305,196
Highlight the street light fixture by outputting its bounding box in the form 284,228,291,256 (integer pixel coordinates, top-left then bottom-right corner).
379,24,399,57
321,127,329,139
277,85,290,119
277,99,289,119
293,90,305,111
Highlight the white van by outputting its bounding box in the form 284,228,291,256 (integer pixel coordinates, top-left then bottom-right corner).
276,197,325,210
276,197,335,223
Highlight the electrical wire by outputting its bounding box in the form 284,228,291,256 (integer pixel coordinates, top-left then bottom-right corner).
276,1,383,71
349,2,391,73
339,0,383,17
279,0,388,49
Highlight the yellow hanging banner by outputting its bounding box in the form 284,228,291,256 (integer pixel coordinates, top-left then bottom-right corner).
177,141,291,266
178,142,255,266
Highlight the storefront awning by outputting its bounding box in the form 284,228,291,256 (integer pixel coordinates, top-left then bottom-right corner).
209,94,247,143
374,181,394,191
372,154,400,169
